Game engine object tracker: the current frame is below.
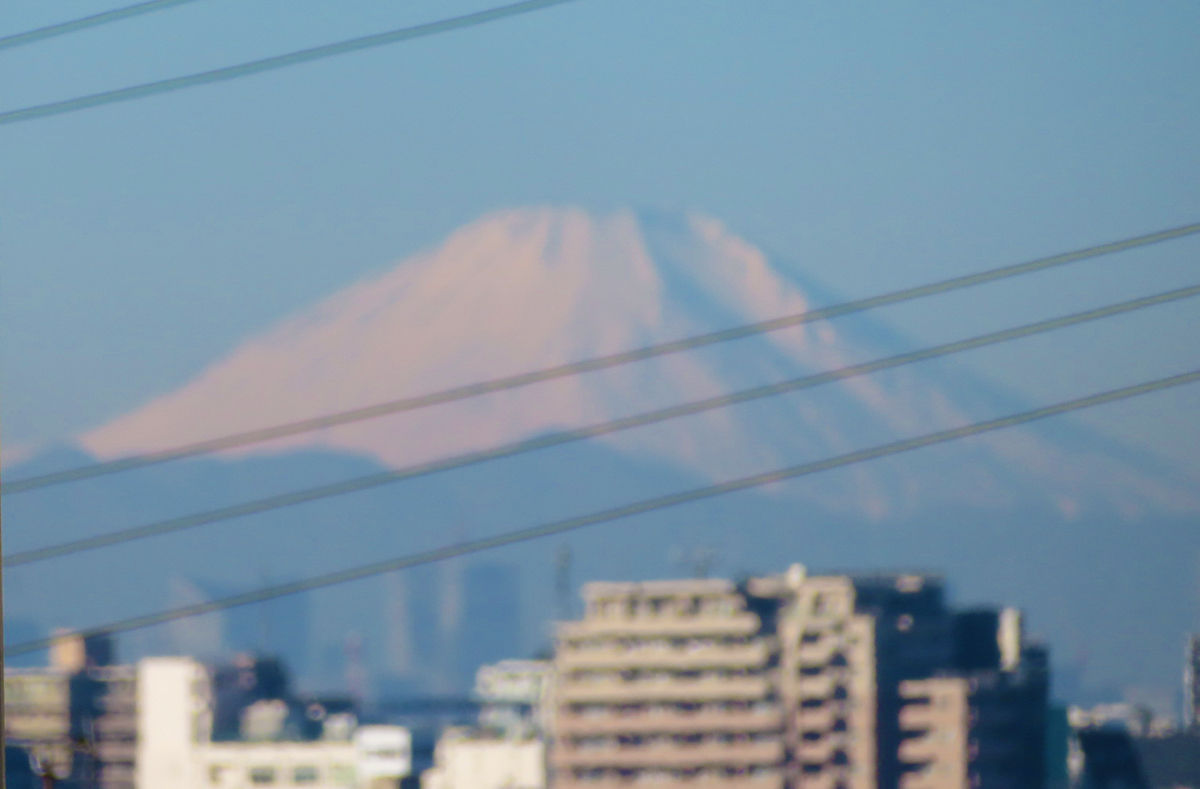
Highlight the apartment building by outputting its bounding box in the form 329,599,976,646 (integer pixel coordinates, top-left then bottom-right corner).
5,669,73,778
549,565,1048,789
552,578,786,789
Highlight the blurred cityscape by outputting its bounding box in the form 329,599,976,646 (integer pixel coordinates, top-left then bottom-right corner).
6,561,1200,788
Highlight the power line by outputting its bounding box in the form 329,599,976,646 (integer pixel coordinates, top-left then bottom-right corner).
5,222,1198,495
5,367,1196,657
0,0,202,52
0,0,582,127
8,282,1197,567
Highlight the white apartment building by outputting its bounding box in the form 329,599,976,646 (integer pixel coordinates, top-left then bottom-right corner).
552,577,786,789
136,657,410,789
420,728,545,789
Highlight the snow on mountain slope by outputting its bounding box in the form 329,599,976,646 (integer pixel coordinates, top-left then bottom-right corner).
81,207,1197,518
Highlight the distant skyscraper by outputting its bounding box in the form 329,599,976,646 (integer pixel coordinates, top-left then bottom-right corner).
166,577,222,659
1185,634,1200,729
384,572,416,680
457,563,521,689
437,559,465,692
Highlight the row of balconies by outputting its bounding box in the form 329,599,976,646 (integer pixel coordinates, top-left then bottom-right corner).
552,740,786,768
556,708,784,735
897,732,963,764
558,676,773,703
556,774,785,789
560,615,762,639
560,642,771,669
897,703,965,731
567,669,772,687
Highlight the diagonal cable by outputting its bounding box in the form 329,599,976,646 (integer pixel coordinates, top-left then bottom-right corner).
5,221,1198,495
5,367,1197,657
7,282,1197,567
0,0,582,126
0,0,202,51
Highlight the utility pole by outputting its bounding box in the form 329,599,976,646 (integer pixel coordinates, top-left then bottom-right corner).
2,438,7,789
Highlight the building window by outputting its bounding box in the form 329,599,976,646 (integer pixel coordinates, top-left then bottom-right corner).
248,767,276,785
293,766,319,784
330,764,356,786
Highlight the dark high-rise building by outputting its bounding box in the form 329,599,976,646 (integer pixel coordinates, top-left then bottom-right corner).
952,609,1002,672
1185,634,1200,730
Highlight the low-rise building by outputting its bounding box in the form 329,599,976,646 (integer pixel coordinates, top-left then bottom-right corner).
474,660,553,737
420,728,544,789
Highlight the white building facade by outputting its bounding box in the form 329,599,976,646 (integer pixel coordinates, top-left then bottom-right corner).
136,657,410,789
420,728,545,789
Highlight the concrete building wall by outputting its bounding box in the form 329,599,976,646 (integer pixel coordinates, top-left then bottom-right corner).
136,657,212,789
769,571,878,789
897,678,969,789
198,740,359,789
421,729,544,789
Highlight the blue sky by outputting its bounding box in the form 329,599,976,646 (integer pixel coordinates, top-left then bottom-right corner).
3,0,1199,469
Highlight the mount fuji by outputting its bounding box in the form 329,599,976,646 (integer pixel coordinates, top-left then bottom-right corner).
79,207,1196,519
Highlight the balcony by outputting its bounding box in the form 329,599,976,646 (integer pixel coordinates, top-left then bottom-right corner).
558,676,772,703
795,674,839,699
553,740,785,769
560,642,771,670
556,708,784,735
900,767,966,789
794,705,839,731
559,615,762,639
794,736,840,764
555,777,785,789
794,640,840,665
898,705,949,731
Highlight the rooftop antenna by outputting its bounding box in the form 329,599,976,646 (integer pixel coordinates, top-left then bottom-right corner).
555,545,573,621
671,545,717,579
258,563,272,656
344,632,367,705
